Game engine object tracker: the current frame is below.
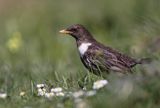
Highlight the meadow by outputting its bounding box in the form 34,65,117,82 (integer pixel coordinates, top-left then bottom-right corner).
0,0,160,108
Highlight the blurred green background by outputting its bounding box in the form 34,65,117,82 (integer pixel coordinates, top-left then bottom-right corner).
0,0,160,108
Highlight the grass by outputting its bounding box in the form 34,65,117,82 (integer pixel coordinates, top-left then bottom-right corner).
0,0,160,108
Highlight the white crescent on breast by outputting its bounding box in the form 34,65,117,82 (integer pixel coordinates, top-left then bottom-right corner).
78,43,92,56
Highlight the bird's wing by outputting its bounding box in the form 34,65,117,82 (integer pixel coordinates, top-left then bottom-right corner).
86,46,136,72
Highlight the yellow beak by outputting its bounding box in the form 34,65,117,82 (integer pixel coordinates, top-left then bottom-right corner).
59,29,72,34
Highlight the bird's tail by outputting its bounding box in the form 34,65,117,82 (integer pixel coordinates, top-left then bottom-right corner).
137,58,152,64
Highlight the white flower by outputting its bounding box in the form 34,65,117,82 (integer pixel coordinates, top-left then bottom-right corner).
86,90,96,97
37,88,46,96
51,87,63,93
0,93,7,99
36,83,47,96
36,84,45,88
20,91,25,96
93,80,108,90
73,90,84,98
45,92,55,98
55,92,65,97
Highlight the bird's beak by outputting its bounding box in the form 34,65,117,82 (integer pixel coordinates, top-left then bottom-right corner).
59,29,72,34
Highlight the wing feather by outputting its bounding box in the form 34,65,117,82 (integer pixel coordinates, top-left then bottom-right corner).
83,45,137,73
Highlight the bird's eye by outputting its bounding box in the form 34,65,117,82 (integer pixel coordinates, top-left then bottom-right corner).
71,28,77,32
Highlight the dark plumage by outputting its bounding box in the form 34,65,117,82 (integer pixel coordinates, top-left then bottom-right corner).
59,24,150,76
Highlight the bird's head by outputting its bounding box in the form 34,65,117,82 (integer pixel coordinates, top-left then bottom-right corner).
59,24,93,41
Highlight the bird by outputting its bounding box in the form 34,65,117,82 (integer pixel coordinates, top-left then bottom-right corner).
59,24,150,76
